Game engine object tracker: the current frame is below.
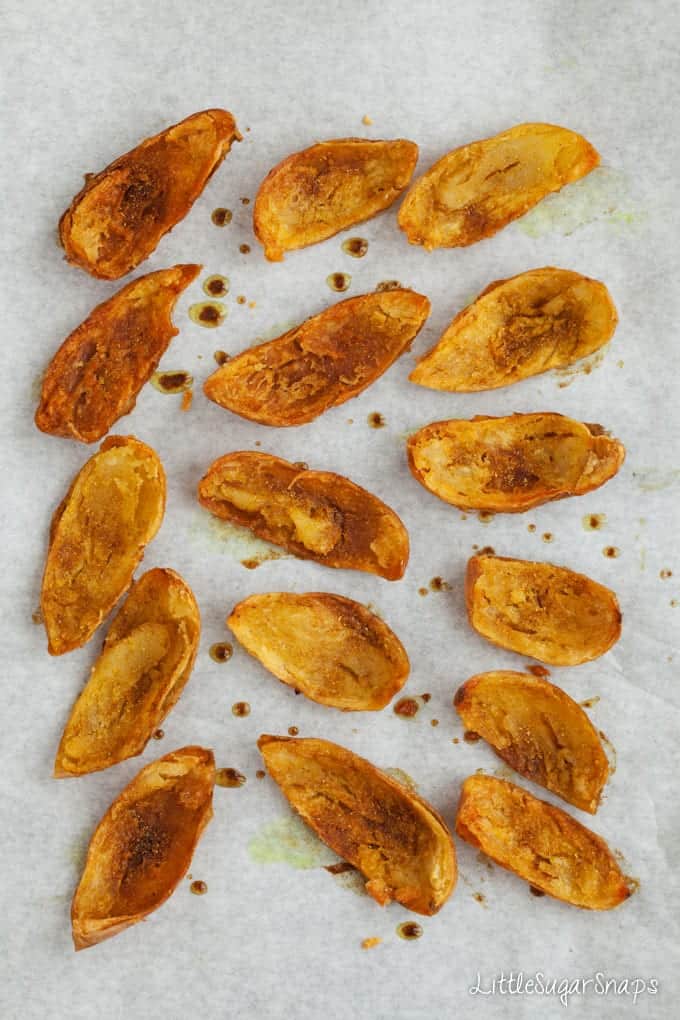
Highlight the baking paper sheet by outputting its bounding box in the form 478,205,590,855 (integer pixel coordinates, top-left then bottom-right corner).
1,1,679,1017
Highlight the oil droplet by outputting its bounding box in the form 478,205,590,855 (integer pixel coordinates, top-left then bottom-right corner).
421,693,431,703
203,274,229,298
361,937,381,949
431,719,439,727
152,728,164,740
429,576,451,591
542,532,554,543
477,545,495,556
362,114,373,126
376,280,401,292
393,697,419,718
150,370,193,394
527,523,536,533
240,196,250,205
189,301,227,328
236,295,247,304
239,243,251,254
324,861,357,875
527,665,550,678
478,511,494,524
660,568,673,579
288,726,299,736
214,350,230,365
32,608,44,624
342,237,368,258
418,587,429,596
256,769,266,780
452,737,460,744
603,546,620,558
368,412,385,428
397,921,423,940
464,730,481,743
583,513,607,531
215,767,246,788
210,642,233,663
327,272,351,292
211,207,232,226
473,892,486,905
190,880,207,895
232,701,251,717
529,885,546,897
580,696,601,709
672,599,679,608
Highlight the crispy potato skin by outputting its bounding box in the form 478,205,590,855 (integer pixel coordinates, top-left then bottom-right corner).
55,569,201,777
71,746,214,949
204,290,430,426
254,138,418,261
197,452,409,580
60,109,241,279
407,413,625,513
398,123,599,249
410,268,618,391
36,265,200,443
229,593,409,710
41,436,166,655
456,775,633,909
453,672,609,813
465,555,621,666
259,736,456,914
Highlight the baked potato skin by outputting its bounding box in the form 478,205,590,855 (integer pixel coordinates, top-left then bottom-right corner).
398,123,599,250
197,452,409,580
410,268,618,392
41,436,166,655
204,289,430,426
71,746,214,949
36,265,200,443
228,593,409,710
60,109,240,279
258,735,456,914
55,569,201,777
456,775,633,909
254,138,418,261
454,671,609,813
407,413,625,513
465,555,621,666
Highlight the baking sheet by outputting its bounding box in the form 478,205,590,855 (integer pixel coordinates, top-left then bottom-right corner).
1,1,679,1017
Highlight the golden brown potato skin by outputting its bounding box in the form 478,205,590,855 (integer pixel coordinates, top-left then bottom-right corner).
254,138,418,261
55,569,201,777
36,265,200,443
259,736,456,914
407,413,625,513
410,268,618,391
204,289,430,426
454,672,609,813
398,123,599,249
41,436,166,655
456,775,633,909
229,593,409,710
60,109,241,279
197,452,409,580
71,746,214,949
465,555,621,666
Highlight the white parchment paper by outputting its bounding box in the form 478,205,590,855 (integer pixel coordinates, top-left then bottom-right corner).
1,2,679,1018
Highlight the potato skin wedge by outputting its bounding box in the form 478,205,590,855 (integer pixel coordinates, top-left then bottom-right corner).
41,436,166,655
55,569,201,777
407,413,625,513
204,289,430,426
229,593,409,710
258,736,456,914
456,775,633,909
465,555,621,666
197,452,409,580
410,268,618,391
71,746,214,949
60,109,241,279
398,123,599,249
454,672,609,813
36,265,200,443
254,138,418,261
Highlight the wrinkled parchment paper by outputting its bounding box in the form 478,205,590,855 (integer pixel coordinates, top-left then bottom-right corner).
1,2,679,1017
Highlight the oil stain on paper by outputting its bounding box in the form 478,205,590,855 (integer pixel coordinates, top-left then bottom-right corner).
516,168,645,239
188,511,288,568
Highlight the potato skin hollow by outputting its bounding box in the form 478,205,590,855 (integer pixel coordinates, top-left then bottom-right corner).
398,123,599,249
254,138,418,261
204,289,430,426
454,671,609,813
456,775,633,909
197,452,409,580
55,569,201,777
71,746,214,949
229,593,409,710
60,109,241,279
36,265,200,443
407,413,624,513
41,436,166,655
465,554,621,666
410,268,617,392
258,735,456,914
